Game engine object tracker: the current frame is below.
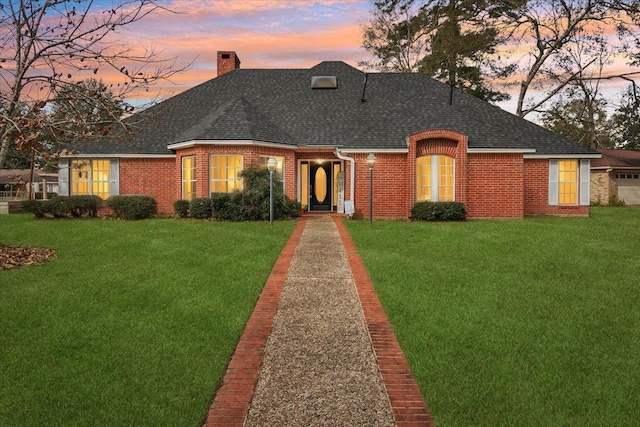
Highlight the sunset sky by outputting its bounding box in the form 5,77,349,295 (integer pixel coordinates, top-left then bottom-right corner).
87,0,634,115
114,0,373,103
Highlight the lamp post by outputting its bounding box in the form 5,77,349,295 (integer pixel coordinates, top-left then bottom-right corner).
366,152,376,225
267,157,277,225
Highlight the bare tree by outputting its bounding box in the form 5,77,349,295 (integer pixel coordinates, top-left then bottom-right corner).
501,0,640,117
0,0,190,168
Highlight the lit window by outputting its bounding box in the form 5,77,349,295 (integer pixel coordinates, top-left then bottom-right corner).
71,159,110,199
558,160,578,205
416,155,455,201
549,159,589,206
182,156,196,200
210,155,243,193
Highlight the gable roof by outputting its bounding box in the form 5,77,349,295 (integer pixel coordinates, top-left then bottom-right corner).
66,61,598,157
592,149,640,169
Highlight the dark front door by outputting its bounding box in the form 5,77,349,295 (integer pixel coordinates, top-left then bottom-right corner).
310,162,332,211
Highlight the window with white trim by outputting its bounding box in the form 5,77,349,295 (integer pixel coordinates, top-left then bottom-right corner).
71,159,110,199
549,159,590,206
210,154,243,193
416,155,455,201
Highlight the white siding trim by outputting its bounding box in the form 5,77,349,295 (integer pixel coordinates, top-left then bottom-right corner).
549,159,559,206
580,159,590,206
431,156,439,201
109,159,119,197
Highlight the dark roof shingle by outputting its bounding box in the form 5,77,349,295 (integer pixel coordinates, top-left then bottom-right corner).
66,61,598,156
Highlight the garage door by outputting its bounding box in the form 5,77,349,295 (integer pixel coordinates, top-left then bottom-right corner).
617,173,640,205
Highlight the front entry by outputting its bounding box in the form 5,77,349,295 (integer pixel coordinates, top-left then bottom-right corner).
310,162,332,211
300,160,342,212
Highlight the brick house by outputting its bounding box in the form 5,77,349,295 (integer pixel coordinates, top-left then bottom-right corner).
591,149,640,205
59,51,600,219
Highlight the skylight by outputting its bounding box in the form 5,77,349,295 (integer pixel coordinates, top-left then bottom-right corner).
311,76,337,89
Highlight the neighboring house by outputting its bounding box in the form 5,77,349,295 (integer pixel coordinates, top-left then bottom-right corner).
0,169,58,199
591,149,640,205
59,51,599,218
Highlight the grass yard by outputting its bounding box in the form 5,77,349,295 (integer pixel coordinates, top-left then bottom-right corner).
345,207,640,426
0,215,296,426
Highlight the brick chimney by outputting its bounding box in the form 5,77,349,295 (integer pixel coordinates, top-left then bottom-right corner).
217,51,241,77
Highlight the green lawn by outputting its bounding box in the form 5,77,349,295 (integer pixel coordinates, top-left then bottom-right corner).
345,207,640,427
0,215,296,426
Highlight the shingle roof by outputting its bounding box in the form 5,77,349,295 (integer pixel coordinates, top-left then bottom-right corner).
592,149,640,168
66,61,598,156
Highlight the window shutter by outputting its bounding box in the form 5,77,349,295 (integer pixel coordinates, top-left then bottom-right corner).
580,159,590,206
548,159,559,206
109,159,119,197
58,158,69,196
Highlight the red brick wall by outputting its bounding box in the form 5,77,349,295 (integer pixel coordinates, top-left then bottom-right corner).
467,153,524,218
116,144,591,218
120,158,176,214
351,152,408,219
523,159,589,216
175,146,297,200
523,159,548,215
406,129,470,216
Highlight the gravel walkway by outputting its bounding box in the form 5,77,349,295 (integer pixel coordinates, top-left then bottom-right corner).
244,216,395,426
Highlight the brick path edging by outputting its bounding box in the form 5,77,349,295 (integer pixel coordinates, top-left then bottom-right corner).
334,217,436,427
202,218,307,426
203,216,434,426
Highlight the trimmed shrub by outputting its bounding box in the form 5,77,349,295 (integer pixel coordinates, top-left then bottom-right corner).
189,197,212,219
107,195,157,220
173,199,190,218
22,199,50,218
48,196,70,218
237,166,301,221
411,201,466,221
66,195,103,217
179,167,302,222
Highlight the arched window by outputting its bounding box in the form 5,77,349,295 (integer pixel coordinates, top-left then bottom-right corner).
416,155,454,201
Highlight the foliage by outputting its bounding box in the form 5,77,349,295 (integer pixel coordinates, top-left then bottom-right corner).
22,199,49,218
178,166,301,221
360,0,512,103
22,195,103,218
608,194,626,206
50,79,128,143
106,195,157,220
417,0,513,103
346,207,640,426
189,197,213,219
500,0,640,117
541,92,613,148
172,199,190,218
360,0,640,117
0,215,296,426
0,0,190,168
65,195,103,218
411,201,466,221
610,84,640,150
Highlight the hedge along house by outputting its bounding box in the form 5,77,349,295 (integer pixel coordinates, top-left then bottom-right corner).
58,51,600,219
